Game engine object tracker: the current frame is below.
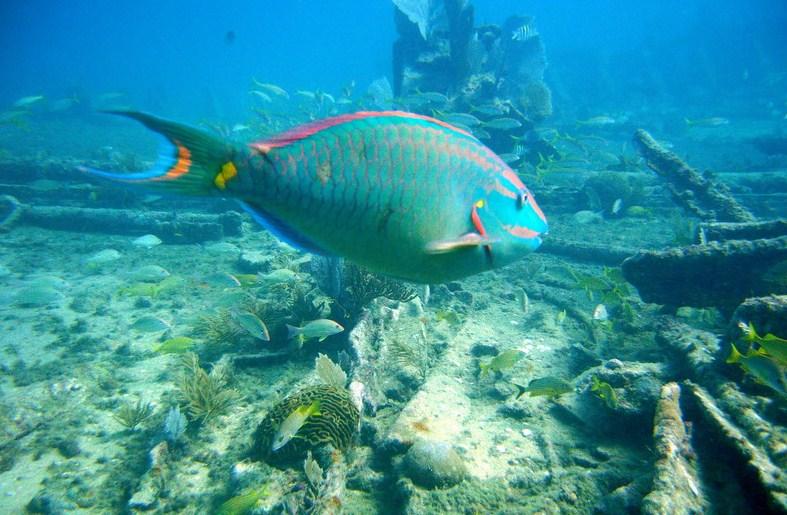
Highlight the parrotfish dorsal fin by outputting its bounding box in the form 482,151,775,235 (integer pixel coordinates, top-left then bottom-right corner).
250,110,476,152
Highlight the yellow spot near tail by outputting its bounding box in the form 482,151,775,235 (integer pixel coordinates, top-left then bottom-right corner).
475,200,485,208
214,161,238,190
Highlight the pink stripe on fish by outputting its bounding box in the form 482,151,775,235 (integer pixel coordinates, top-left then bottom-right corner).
249,111,474,153
503,224,541,239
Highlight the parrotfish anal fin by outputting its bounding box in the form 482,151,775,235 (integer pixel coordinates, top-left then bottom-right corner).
425,232,498,254
238,201,333,256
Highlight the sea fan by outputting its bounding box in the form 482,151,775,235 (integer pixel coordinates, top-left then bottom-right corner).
393,0,433,40
315,353,348,388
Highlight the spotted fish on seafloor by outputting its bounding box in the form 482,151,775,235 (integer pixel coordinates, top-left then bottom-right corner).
81,111,548,283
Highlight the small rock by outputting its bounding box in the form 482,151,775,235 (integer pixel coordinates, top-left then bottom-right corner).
149,441,168,469
492,381,517,399
26,491,69,514
237,251,273,273
471,342,500,357
346,466,385,492
595,475,650,514
498,399,534,420
570,450,598,469
573,210,604,225
403,439,467,489
454,290,474,306
128,485,157,511
134,297,153,309
590,446,612,462
54,437,81,458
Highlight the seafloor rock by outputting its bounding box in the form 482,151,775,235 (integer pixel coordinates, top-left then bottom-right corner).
641,383,707,514
251,384,360,464
402,438,467,489
26,491,72,514
237,250,274,273
595,474,651,514
622,237,787,311
559,360,668,436
727,295,787,345
656,316,720,380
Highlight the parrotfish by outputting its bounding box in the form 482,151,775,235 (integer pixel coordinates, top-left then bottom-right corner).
82,111,547,283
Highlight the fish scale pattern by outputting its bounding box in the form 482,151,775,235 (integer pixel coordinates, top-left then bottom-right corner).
251,384,360,463
240,114,505,281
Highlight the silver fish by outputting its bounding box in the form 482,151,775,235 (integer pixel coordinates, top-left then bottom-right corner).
252,80,289,99
484,117,522,130
419,91,450,104
287,319,344,342
511,24,539,42
231,310,270,341
442,112,482,127
202,272,241,288
498,153,521,164
132,234,162,249
131,316,171,333
250,90,273,103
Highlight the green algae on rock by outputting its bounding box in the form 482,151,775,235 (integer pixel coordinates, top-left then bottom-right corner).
251,385,359,463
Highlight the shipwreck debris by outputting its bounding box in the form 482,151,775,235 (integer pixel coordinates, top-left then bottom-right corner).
13,203,243,243
622,236,787,311
641,382,707,514
633,129,756,223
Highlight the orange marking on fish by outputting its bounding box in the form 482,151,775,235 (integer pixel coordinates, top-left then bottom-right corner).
493,179,518,199
161,141,192,180
503,224,540,239
502,168,526,190
463,147,491,171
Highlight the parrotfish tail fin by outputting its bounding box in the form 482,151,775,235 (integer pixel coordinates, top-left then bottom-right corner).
512,383,528,399
79,111,239,196
726,343,742,364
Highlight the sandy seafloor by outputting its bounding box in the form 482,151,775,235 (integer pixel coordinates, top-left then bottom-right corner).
0,114,784,514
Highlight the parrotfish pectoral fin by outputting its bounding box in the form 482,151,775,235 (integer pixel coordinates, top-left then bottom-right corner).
79,111,237,197
425,232,498,254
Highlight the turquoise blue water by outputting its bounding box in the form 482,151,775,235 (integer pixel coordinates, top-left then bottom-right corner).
0,1,786,513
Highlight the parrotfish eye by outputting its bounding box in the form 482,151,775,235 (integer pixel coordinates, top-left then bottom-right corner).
516,192,528,210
